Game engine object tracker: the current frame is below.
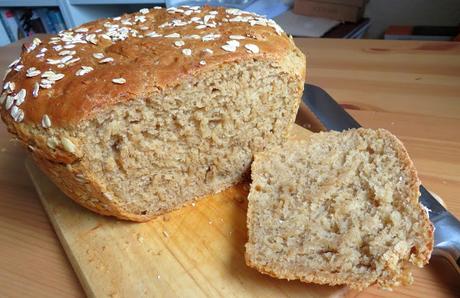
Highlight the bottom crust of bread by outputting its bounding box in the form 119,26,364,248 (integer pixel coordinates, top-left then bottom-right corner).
32,153,240,222
245,252,418,291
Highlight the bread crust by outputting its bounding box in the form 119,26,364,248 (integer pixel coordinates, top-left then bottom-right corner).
31,152,236,222
245,128,434,290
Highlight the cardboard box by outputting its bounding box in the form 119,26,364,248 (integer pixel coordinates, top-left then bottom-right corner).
294,0,364,22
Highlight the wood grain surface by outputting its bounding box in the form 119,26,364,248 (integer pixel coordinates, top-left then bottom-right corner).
1,37,459,297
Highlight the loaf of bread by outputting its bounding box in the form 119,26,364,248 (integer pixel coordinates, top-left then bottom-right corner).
246,128,433,290
0,6,305,221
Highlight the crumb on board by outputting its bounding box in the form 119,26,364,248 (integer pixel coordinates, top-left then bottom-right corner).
162,230,169,238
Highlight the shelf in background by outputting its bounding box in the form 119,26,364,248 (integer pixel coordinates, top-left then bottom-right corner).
0,0,167,43
0,0,59,7
68,0,164,4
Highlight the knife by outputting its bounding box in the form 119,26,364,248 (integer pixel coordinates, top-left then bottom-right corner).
299,83,460,274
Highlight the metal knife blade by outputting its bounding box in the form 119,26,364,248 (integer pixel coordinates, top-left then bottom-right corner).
299,83,460,273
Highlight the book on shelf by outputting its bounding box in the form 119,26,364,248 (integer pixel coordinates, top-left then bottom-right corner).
47,9,66,33
0,20,10,46
0,9,19,42
35,8,57,34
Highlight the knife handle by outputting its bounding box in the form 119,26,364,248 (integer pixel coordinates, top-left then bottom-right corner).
432,212,460,275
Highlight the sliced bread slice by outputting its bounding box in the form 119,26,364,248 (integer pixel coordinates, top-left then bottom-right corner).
245,128,433,290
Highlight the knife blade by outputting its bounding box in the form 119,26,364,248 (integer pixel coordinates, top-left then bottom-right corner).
299,83,460,274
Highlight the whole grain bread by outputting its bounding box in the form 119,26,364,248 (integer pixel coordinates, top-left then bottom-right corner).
246,128,433,290
0,6,305,221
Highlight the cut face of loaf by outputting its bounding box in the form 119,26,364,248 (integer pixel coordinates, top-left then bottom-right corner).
33,57,303,221
245,129,433,290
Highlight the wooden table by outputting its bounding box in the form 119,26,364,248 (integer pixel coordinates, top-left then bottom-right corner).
0,37,459,297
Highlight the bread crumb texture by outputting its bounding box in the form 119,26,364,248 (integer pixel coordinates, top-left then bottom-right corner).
246,128,433,290
29,56,303,221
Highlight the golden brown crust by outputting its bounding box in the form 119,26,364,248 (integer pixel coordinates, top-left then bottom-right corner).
1,6,296,127
378,129,434,266
31,153,141,220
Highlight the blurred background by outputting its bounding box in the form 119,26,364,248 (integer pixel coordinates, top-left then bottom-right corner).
0,0,459,45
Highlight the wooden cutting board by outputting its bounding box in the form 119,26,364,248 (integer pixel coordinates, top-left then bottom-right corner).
25,125,347,298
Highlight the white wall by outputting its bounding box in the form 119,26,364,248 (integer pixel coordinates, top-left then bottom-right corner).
364,0,460,38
